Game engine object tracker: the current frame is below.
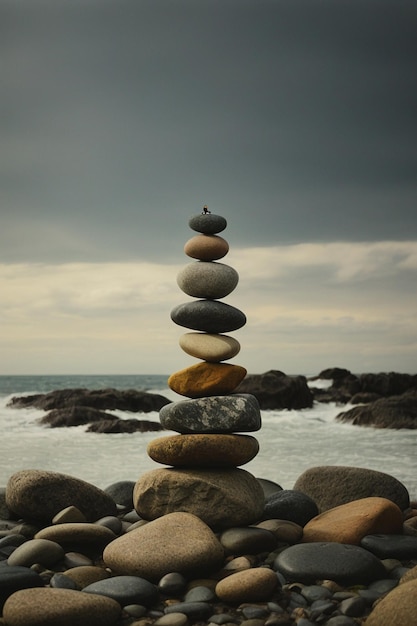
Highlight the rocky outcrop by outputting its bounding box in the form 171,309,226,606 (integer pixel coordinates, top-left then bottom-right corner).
235,370,313,410
336,391,417,428
87,418,163,434
7,388,170,413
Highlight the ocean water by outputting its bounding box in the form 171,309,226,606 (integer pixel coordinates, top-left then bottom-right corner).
0,375,416,498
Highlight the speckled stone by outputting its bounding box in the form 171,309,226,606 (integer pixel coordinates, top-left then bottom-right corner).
35,523,116,549
159,394,261,434
168,362,247,398
215,568,278,603
171,300,246,334
364,578,417,625
147,433,259,468
179,332,240,362
103,511,224,582
302,497,404,544
133,467,265,529
63,565,111,589
177,262,239,299
7,538,65,568
184,234,229,260
6,470,117,523
2,587,121,626
189,213,227,234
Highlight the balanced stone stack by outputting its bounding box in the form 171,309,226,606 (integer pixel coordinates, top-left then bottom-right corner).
134,211,265,529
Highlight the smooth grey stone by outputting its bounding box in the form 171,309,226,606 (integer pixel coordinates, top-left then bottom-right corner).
124,604,148,617
241,606,269,619
104,481,135,508
189,213,227,234
0,535,29,549
155,614,189,626
360,534,417,559
158,572,188,595
357,589,383,604
274,542,386,586
184,585,216,603
219,526,278,556
171,300,246,333
83,575,158,607
0,546,16,560
159,394,261,434
0,565,44,609
95,516,123,535
256,478,283,499
339,596,368,617
209,613,240,624
325,617,357,626
7,538,65,568
165,601,213,620
263,490,319,526
301,585,332,603
368,578,398,594
177,262,239,299
50,572,78,590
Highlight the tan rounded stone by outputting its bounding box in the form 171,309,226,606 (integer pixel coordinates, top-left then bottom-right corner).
364,578,417,625
64,565,111,589
147,434,259,468
35,523,116,548
3,587,121,626
179,333,240,362
184,234,229,261
52,506,87,524
215,567,278,603
133,467,265,529
103,511,224,582
168,362,247,398
302,497,404,544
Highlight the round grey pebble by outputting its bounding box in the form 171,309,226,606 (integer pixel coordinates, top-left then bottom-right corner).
0,565,44,609
209,613,239,624
104,480,135,508
184,585,216,603
164,601,213,620
339,596,367,617
154,613,189,626
123,604,147,618
170,300,246,334
50,572,78,590
301,585,333,602
83,575,158,607
189,213,227,234
263,490,318,526
158,572,188,595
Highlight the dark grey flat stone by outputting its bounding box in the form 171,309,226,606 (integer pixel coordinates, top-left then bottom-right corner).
263,490,319,526
83,575,158,607
189,213,227,234
360,533,417,559
171,300,246,333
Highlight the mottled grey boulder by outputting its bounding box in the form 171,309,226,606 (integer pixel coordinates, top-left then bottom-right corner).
6,470,118,522
189,213,227,234
262,489,319,526
177,261,239,299
336,391,417,428
170,300,246,333
159,394,261,433
133,467,265,529
293,466,410,513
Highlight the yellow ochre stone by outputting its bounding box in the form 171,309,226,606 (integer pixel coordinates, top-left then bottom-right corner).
168,362,247,398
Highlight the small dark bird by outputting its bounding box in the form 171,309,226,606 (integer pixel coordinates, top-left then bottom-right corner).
202,205,211,214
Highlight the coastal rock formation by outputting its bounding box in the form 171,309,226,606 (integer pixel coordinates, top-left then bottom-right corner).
235,369,314,410
336,390,417,428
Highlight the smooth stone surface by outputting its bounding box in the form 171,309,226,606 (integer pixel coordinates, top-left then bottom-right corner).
7,538,65,568
293,466,410,512
253,519,303,544
164,601,213,620
64,565,111,589
104,480,135,508
219,527,278,555
364,578,417,625
168,362,247,398
3,587,121,626
159,394,261,434
6,470,117,522
133,468,265,529
0,566,44,610
263,490,319,527
302,497,404,544
274,542,386,586
179,332,240,362
52,506,87,524
177,261,239,299
103,512,224,582
171,300,246,334
215,568,278,603
189,213,227,234
83,575,158,607
360,534,417,559
184,234,229,260
147,434,259,468
157,572,188,596
35,523,116,548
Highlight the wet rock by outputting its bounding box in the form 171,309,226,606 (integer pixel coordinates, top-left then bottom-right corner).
336,391,417,428
263,490,318,526
235,370,313,410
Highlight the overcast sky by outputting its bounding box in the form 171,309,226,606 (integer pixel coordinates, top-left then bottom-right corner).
1,0,416,376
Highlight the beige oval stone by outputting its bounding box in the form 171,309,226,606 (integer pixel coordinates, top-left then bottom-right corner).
168,362,247,398
364,578,417,625
3,587,121,626
103,511,224,582
184,234,229,261
64,565,111,589
215,567,278,602
133,467,264,529
179,332,240,362
35,523,116,548
302,497,404,545
147,433,259,468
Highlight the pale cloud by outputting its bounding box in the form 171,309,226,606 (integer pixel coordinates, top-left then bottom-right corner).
1,241,416,375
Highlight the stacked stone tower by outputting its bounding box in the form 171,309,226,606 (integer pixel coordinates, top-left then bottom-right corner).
133,210,265,529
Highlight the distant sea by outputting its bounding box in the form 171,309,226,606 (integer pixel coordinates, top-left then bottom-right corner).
1,374,416,498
